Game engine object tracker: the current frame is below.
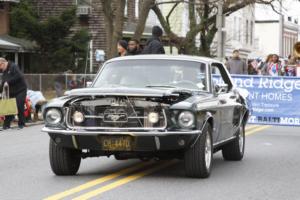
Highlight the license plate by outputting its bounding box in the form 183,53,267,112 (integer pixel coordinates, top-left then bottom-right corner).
101,136,132,151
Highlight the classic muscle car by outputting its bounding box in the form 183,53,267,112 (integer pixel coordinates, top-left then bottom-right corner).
42,55,250,178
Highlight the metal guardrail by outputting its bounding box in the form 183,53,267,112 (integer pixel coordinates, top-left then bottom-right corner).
23,74,96,99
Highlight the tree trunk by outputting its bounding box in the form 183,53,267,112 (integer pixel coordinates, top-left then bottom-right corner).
110,0,126,58
100,0,114,58
133,0,155,41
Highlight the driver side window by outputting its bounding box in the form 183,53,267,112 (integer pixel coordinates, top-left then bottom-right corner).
211,66,225,85
211,64,230,94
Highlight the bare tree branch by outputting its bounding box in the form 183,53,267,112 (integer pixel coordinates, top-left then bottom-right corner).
152,4,183,44
166,2,179,28
133,0,156,40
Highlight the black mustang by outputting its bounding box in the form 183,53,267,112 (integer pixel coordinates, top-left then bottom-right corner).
42,55,250,178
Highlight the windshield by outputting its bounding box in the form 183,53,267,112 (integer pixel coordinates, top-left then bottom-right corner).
93,59,207,91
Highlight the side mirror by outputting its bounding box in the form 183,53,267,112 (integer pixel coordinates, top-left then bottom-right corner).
86,81,93,88
214,83,228,94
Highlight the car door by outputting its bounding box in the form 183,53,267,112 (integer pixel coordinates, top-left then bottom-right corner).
211,63,240,141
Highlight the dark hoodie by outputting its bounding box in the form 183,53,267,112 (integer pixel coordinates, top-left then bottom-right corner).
0,62,27,97
142,26,165,54
126,48,142,56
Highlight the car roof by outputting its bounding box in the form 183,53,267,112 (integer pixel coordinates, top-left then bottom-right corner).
107,54,223,65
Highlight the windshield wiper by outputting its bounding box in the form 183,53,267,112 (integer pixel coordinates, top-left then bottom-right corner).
145,85,177,88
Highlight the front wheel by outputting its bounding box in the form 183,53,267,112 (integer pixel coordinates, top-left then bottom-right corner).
184,124,213,178
222,125,245,161
49,139,81,175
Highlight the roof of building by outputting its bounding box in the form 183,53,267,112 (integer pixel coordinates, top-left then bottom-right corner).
0,35,37,52
0,0,19,2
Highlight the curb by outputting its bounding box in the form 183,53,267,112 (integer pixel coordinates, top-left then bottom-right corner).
12,121,44,128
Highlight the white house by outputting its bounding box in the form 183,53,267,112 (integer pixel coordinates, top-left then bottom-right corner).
254,1,300,58
222,5,256,59
155,2,256,59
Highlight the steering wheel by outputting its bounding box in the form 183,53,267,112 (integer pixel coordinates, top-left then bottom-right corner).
172,80,201,90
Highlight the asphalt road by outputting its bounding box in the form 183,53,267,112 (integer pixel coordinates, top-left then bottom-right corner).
1,125,300,200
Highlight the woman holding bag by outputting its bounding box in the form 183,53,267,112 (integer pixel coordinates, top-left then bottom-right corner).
0,57,27,130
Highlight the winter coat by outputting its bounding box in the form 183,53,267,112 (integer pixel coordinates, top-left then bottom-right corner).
126,49,142,56
227,57,247,74
0,62,27,97
142,37,165,54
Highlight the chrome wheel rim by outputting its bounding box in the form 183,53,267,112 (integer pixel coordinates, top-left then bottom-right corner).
239,126,244,153
205,134,212,170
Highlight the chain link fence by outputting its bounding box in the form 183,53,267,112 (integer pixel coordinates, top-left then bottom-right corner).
24,74,96,99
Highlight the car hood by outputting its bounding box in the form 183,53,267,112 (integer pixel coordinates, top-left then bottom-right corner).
45,87,211,109
67,87,192,97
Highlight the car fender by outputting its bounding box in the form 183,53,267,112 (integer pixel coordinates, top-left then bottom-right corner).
189,112,213,148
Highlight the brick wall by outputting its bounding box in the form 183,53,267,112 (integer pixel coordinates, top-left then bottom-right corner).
0,3,10,35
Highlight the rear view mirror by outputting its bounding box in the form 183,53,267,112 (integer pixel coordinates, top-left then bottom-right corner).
214,83,228,94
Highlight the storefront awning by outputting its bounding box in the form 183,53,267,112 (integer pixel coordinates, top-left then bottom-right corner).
0,35,37,52
0,0,20,3
0,38,20,51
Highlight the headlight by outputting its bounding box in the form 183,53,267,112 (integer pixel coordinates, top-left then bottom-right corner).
148,112,159,124
45,108,62,126
73,111,85,123
178,111,195,128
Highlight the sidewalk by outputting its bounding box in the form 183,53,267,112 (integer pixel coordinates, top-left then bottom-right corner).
0,119,44,130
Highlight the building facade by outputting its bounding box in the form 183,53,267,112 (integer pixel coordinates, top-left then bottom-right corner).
223,5,256,59
32,0,142,72
0,0,36,71
255,2,300,58
159,3,256,59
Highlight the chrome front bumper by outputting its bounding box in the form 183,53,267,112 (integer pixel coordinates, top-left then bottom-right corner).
42,127,201,136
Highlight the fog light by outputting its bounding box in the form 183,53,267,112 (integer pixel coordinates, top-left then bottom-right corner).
73,111,85,123
148,112,159,124
178,139,185,146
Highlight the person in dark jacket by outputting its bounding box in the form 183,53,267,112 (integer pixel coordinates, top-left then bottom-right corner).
226,50,247,74
142,26,165,54
0,58,27,129
126,39,142,56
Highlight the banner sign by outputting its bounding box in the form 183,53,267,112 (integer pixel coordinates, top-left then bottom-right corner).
231,75,300,126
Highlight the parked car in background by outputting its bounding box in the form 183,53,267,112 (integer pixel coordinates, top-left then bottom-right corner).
42,55,250,178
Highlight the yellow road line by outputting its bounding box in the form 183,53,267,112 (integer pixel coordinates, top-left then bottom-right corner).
45,125,270,200
72,161,177,200
44,161,155,200
246,125,271,136
245,125,260,131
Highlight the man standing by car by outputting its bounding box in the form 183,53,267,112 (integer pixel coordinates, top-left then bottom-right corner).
226,50,247,74
0,57,27,129
142,26,165,54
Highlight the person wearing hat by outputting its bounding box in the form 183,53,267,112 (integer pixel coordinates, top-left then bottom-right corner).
142,26,165,54
117,40,128,57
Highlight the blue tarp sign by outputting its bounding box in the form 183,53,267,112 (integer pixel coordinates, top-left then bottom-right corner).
231,75,300,126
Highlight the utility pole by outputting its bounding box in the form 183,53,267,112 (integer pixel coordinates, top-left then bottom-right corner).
279,0,283,57
217,1,225,61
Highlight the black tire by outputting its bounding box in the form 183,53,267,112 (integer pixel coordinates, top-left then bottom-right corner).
222,125,245,161
49,139,81,175
184,124,213,178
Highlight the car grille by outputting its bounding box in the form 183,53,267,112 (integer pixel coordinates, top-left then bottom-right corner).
66,103,167,130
